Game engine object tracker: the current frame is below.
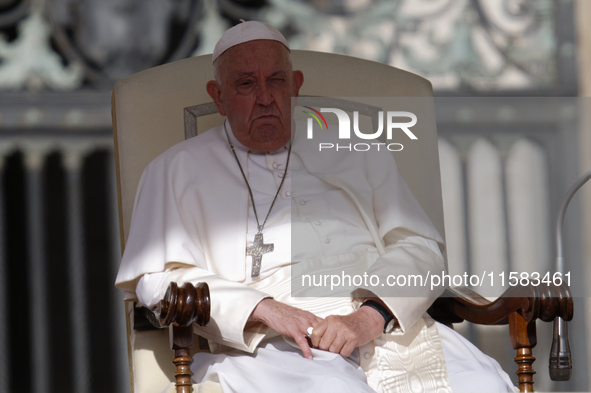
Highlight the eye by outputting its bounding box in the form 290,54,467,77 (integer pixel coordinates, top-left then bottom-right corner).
236,79,255,95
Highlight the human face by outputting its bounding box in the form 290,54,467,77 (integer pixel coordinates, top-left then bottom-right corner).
207,40,304,152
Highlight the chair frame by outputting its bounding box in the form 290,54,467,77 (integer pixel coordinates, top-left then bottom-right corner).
112,50,573,393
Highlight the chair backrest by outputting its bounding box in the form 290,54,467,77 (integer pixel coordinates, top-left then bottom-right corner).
112,50,445,393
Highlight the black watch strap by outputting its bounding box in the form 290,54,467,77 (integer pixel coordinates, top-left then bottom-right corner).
361,300,395,333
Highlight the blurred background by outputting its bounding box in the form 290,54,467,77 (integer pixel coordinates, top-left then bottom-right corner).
0,0,589,392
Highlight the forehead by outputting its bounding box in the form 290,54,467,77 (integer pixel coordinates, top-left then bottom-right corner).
218,40,291,81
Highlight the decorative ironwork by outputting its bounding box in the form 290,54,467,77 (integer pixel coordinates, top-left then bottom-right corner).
0,0,82,90
0,0,577,93
262,0,573,93
45,0,203,86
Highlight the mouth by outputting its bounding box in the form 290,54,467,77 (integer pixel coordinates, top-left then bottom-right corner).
253,114,281,124
256,114,279,120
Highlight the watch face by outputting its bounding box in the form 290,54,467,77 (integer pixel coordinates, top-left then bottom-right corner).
384,319,396,334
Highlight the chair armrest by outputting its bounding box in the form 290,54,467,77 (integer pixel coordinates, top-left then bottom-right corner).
133,282,210,393
158,282,211,327
427,282,573,326
135,282,211,329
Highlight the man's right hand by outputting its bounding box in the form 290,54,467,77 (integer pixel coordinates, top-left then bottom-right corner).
249,298,323,359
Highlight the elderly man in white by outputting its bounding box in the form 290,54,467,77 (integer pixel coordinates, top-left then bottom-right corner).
116,21,515,393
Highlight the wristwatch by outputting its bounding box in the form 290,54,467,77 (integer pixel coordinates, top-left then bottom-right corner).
361,300,396,334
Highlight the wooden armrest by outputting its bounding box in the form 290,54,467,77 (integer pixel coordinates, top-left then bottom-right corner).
133,282,210,393
428,282,573,326
428,282,573,392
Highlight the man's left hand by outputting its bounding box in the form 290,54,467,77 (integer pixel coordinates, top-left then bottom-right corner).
309,306,385,357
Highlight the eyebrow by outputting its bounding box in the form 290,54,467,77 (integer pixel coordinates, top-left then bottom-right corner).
235,71,288,79
269,71,288,78
270,71,287,78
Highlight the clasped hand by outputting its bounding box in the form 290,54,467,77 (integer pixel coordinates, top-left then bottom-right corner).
250,299,384,359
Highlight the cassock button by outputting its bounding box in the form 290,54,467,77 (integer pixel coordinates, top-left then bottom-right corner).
299,200,308,206
363,352,371,360
278,171,285,178
285,191,292,197
324,238,331,244
314,220,322,226
272,162,280,169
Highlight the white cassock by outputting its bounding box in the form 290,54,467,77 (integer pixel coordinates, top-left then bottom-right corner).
116,122,515,393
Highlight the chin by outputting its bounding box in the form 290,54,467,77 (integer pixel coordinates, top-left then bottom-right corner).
254,141,288,153
248,136,290,153
253,127,289,141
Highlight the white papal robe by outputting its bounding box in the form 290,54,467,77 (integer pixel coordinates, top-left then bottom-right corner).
116,122,515,393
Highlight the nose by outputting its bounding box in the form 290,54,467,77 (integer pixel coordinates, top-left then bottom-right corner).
255,81,274,106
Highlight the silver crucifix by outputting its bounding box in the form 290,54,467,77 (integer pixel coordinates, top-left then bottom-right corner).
247,231,274,277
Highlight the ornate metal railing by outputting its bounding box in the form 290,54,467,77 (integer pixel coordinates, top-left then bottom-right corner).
0,0,577,94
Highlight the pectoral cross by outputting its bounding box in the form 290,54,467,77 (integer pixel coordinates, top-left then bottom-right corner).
247,231,274,277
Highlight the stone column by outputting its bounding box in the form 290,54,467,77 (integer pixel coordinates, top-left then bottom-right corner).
63,144,91,393
0,143,13,393
24,145,49,393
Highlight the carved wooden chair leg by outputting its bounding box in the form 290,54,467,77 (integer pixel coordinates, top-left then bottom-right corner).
171,324,195,393
510,312,537,392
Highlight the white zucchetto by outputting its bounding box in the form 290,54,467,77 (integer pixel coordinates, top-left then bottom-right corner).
212,20,290,63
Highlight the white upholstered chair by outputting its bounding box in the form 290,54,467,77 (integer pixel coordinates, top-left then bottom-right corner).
111,50,572,393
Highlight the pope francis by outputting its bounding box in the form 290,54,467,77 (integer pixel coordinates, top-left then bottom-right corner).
115,21,516,393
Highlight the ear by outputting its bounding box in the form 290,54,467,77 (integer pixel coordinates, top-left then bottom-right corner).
292,70,304,97
206,80,226,116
